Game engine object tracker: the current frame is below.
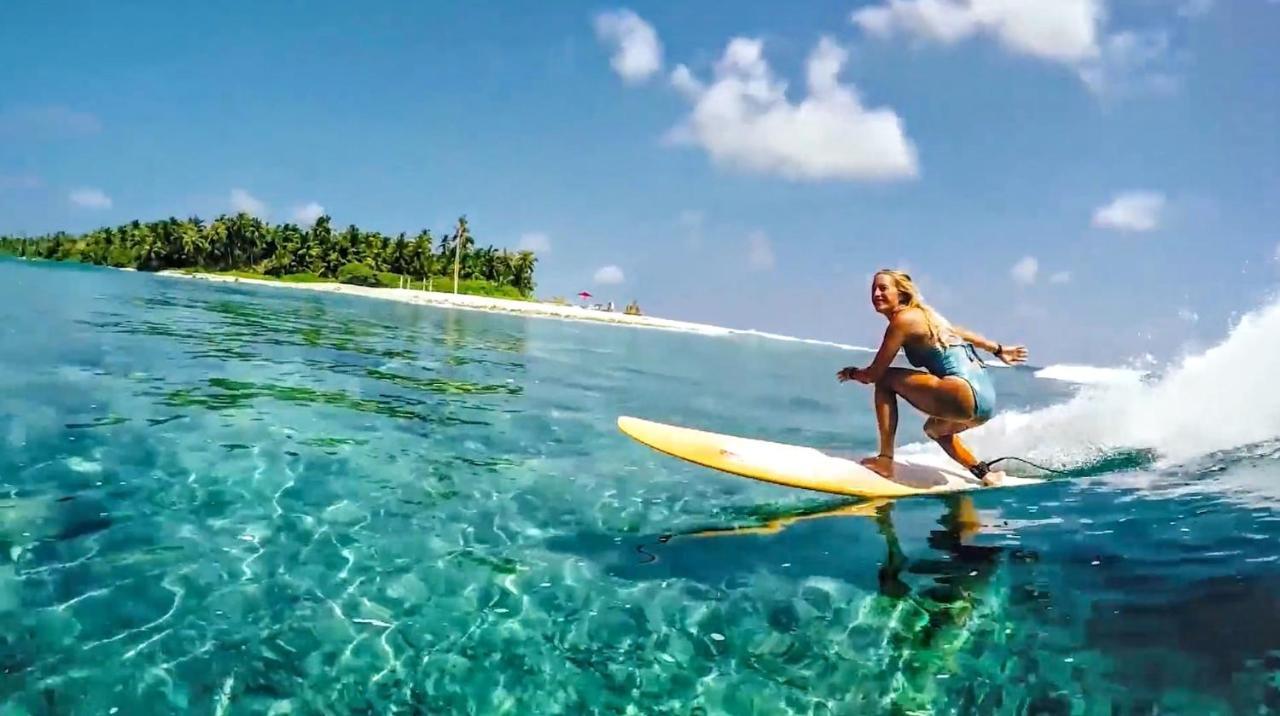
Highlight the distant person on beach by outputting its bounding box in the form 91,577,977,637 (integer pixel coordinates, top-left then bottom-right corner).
837,269,1027,485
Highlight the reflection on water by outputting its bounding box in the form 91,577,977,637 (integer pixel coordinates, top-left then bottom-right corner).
0,259,1278,714
637,496,1045,713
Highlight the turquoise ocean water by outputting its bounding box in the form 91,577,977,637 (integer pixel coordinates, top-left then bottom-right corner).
1,257,1278,714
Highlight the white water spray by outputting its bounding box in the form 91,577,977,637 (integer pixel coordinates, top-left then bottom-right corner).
922,294,1280,469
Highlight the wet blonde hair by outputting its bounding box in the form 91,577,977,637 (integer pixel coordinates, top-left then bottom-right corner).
874,269,953,346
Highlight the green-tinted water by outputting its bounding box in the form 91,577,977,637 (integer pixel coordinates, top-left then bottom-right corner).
1,259,1277,714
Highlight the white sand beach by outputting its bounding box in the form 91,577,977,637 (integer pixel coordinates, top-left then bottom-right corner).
158,270,739,337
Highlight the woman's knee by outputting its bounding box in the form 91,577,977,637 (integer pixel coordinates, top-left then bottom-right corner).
923,418,945,440
924,418,967,439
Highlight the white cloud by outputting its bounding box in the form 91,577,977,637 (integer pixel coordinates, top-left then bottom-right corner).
593,265,625,285
1049,270,1072,284
69,187,112,210
1011,256,1038,285
665,36,917,182
1177,307,1199,323
1177,0,1213,18
1273,242,1280,264
291,202,325,227
517,231,551,253
1077,30,1177,98
746,230,775,270
851,0,1176,97
230,188,267,217
852,0,1104,64
593,9,663,83
1092,191,1165,232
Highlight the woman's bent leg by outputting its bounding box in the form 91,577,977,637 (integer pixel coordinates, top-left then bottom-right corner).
859,369,979,480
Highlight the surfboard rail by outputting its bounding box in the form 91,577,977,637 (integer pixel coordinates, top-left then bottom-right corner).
617,415,1041,498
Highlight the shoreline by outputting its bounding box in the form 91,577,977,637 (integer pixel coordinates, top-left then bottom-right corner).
3,257,876,348
158,270,748,337
149,273,1142,379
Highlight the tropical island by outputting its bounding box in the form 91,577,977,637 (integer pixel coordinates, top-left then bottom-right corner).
0,213,535,298
0,213,731,334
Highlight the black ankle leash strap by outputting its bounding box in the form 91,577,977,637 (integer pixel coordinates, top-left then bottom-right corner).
973,456,1073,479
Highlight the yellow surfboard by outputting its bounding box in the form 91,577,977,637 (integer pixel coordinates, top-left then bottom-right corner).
617,415,1042,499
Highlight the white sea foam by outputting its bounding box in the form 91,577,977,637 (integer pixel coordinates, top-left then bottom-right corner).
727,328,874,352
1034,363,1148,386
935,292,1280,469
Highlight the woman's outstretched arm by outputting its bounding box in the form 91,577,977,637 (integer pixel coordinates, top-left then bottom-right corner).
952,325,1028,365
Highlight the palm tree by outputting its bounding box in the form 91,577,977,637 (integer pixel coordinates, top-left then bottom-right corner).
205,217,231,269
1,211,538,295
513,250,536,296
265,223,304,275
410,230,435,286
450,215,471,293
177,219,206,267
388,233,407,276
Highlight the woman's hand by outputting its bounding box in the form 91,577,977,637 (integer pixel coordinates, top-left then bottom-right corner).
837,366,873,384
996,344,1028,365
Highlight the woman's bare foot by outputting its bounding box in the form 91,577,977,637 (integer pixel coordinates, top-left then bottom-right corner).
860,455,895,479
981,470,1005,487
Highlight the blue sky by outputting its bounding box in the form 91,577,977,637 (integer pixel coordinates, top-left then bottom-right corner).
1,0,1277,365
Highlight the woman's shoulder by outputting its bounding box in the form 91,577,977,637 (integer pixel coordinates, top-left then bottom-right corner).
889,306,930,330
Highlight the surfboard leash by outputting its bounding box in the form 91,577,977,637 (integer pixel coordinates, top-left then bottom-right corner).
985,456,1074,476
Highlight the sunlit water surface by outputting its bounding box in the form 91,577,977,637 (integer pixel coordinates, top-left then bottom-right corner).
1,259,1278,714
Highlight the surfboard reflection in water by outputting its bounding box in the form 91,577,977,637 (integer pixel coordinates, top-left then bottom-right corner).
639,495,1044,714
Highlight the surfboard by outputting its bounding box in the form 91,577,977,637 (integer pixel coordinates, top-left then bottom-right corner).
617,415,1043,499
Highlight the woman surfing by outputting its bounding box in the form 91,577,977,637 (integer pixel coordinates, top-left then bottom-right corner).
837,270,1027,486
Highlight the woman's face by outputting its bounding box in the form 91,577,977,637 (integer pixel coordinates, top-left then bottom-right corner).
870,273,901,315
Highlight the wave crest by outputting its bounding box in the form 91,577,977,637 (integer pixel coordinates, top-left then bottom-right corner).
922,294,1280,469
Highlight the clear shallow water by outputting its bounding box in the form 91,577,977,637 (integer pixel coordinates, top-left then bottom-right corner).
1,258,1278,715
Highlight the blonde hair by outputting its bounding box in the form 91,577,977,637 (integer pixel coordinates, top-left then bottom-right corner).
874,269,953,346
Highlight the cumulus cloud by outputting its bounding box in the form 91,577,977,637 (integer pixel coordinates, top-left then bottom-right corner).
593,265,625,284
852,0,1103,63
517,231,551,253
69,187,112,210
594,9,663,83
291,202,325,227
1010,256,1039,285
1077,30,1178,97
1092,191,1165,232
851,0,1176,97
1049,270,1072,284
746,230,775,270
230,188,267,217
665,36,917,182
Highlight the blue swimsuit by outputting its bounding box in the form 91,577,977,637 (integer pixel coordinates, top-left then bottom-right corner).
903,340,997,422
